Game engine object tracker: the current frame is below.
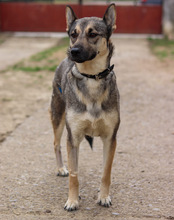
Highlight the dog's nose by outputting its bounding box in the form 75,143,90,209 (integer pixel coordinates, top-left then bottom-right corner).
71,48,80,56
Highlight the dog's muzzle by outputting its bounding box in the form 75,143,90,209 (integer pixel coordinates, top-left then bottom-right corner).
71,48,80,56
69,46,96,63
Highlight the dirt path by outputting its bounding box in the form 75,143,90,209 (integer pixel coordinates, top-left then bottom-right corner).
0,34,61,142
0,37,174,220
0,34,58,71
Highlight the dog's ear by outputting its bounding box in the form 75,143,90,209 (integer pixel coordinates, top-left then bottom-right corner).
103,4,116,33
66,6,78,33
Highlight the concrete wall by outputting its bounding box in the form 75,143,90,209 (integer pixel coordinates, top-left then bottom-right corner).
163,0,174,39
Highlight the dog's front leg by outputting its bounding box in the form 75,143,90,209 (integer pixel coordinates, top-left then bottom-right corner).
64,139,79,211
98,137,117,207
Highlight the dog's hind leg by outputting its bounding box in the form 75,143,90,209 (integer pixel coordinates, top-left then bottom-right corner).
97,136,117,207
54,113,69,177
50,90,69,177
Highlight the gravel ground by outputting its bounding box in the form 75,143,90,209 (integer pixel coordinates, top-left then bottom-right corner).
0,34,58,71
0,37,174,220
0,35,61,142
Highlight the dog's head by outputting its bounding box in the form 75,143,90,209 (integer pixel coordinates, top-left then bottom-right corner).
66,4,116,63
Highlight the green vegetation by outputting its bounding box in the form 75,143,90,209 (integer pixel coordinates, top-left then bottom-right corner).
12,64,59,72
0,36,6,45
12,37,69,73
1,97,12,102
0,39,4,45
31,38,69,61
148,38,174,60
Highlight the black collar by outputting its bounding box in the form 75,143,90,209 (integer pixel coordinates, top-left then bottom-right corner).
80,64,114,80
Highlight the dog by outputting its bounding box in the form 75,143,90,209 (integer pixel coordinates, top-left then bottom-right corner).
50,4,120,211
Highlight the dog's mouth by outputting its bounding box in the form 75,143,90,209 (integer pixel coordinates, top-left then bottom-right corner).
68,47,97,63
72,53,97,63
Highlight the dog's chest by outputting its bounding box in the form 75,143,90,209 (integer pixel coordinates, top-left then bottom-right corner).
86,79,101,98
67,107,117,137
76,79,107,109
86,80,105,116
67,79,118,137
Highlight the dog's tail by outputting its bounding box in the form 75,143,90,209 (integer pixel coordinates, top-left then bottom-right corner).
85,135,93,149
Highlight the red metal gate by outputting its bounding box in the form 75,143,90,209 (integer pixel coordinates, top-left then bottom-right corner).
0,3,162,34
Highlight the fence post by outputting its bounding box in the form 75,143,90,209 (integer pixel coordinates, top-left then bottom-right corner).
79,0,82,5
163,0,174,39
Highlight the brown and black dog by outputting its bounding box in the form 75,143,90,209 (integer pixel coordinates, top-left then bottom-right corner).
50,4,120,211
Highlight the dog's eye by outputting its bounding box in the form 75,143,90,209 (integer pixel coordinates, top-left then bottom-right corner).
89,33,98,38
71,32,78,39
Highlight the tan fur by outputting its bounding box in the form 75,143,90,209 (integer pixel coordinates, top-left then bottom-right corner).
75,79,109,107
54,112,65,149
98,139,117,205
70,25,81,47
65,140,79,210
66,7,78,32
67,109,119,139
76,38,108,75
53,112,69,176
51,4,120,211
66,7,72,32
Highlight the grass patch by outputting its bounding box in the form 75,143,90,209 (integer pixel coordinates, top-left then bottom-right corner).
12,64,58,72
0,36,6,45
1,97,12,102
0,39,4,45
11,37,69,73
31,37,69,61
148,38,174,60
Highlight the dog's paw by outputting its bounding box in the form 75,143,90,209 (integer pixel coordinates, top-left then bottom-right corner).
57,166,69,177
97,195,112,207
64,199,79,211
